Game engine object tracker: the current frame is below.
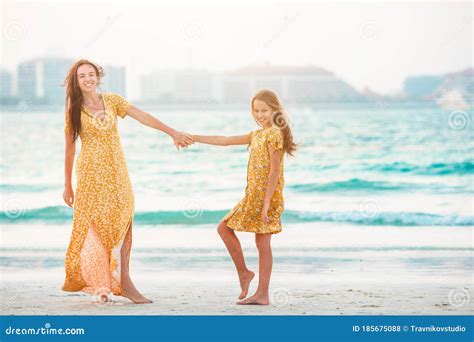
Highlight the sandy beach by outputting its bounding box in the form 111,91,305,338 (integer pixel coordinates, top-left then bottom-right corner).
1,270,472,315
1,223,472,315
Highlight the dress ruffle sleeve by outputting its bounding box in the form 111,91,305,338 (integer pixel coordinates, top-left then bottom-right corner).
110,93,133,119
266,127,283,151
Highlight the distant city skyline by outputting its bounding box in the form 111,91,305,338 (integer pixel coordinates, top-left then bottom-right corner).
2,0,472,99
1,56,471,107
1,58,367,104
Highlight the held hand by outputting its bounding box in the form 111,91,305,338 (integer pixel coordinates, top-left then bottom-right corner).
63,186,74,207
181,132,195,146
261,202,270,224
172,131,194,150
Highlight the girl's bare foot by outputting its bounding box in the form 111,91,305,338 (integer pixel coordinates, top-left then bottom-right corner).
236,292,269,305
121,278,152,304
238,270,255,299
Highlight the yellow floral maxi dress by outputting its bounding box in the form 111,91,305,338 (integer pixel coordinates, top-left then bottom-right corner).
62,93,134,295
223,127,285,234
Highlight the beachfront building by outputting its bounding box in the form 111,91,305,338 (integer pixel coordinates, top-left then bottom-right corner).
140,69,221,104
0,69,17,105
222,65,366,104
101,65,126,97
17,58,73,104
0,69,13,98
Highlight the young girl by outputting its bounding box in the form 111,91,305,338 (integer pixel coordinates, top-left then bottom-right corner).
191,89,297,305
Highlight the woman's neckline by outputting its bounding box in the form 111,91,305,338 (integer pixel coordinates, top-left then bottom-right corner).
82,93,107,119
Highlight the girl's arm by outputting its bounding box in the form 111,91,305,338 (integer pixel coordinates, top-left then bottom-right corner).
191,134,250,146
261,145,281,224
63,131,76,207
126,106,194,149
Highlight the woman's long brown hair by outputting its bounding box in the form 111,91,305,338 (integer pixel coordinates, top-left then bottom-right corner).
63,59,104,142
251,89,298,156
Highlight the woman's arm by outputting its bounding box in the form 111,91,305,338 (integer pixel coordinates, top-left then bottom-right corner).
63,132,76,207
126,106,194,149
191,134,250,146
261,145,281,224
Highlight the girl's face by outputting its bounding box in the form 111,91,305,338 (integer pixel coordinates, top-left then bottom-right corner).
77,64,99,93
252,99,273,129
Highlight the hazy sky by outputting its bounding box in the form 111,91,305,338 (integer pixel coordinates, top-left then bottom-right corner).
2,0,472,99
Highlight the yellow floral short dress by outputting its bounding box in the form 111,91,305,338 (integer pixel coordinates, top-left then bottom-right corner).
224,127,285,234
62,92,134,295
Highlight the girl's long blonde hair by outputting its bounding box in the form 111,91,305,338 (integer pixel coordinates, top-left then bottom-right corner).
251,89,298,156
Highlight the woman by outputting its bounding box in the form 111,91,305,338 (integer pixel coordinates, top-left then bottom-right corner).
62,59,193,304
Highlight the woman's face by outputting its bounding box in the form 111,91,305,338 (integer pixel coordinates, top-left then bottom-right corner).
252,99,273,128
76,64,99,93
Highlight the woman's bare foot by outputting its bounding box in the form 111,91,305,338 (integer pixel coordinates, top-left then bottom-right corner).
236,292,269,305
122,287,152,304
238,270,255,299
121,278,152,304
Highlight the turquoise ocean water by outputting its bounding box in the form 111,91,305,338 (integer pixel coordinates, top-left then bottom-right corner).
1,105,473,277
